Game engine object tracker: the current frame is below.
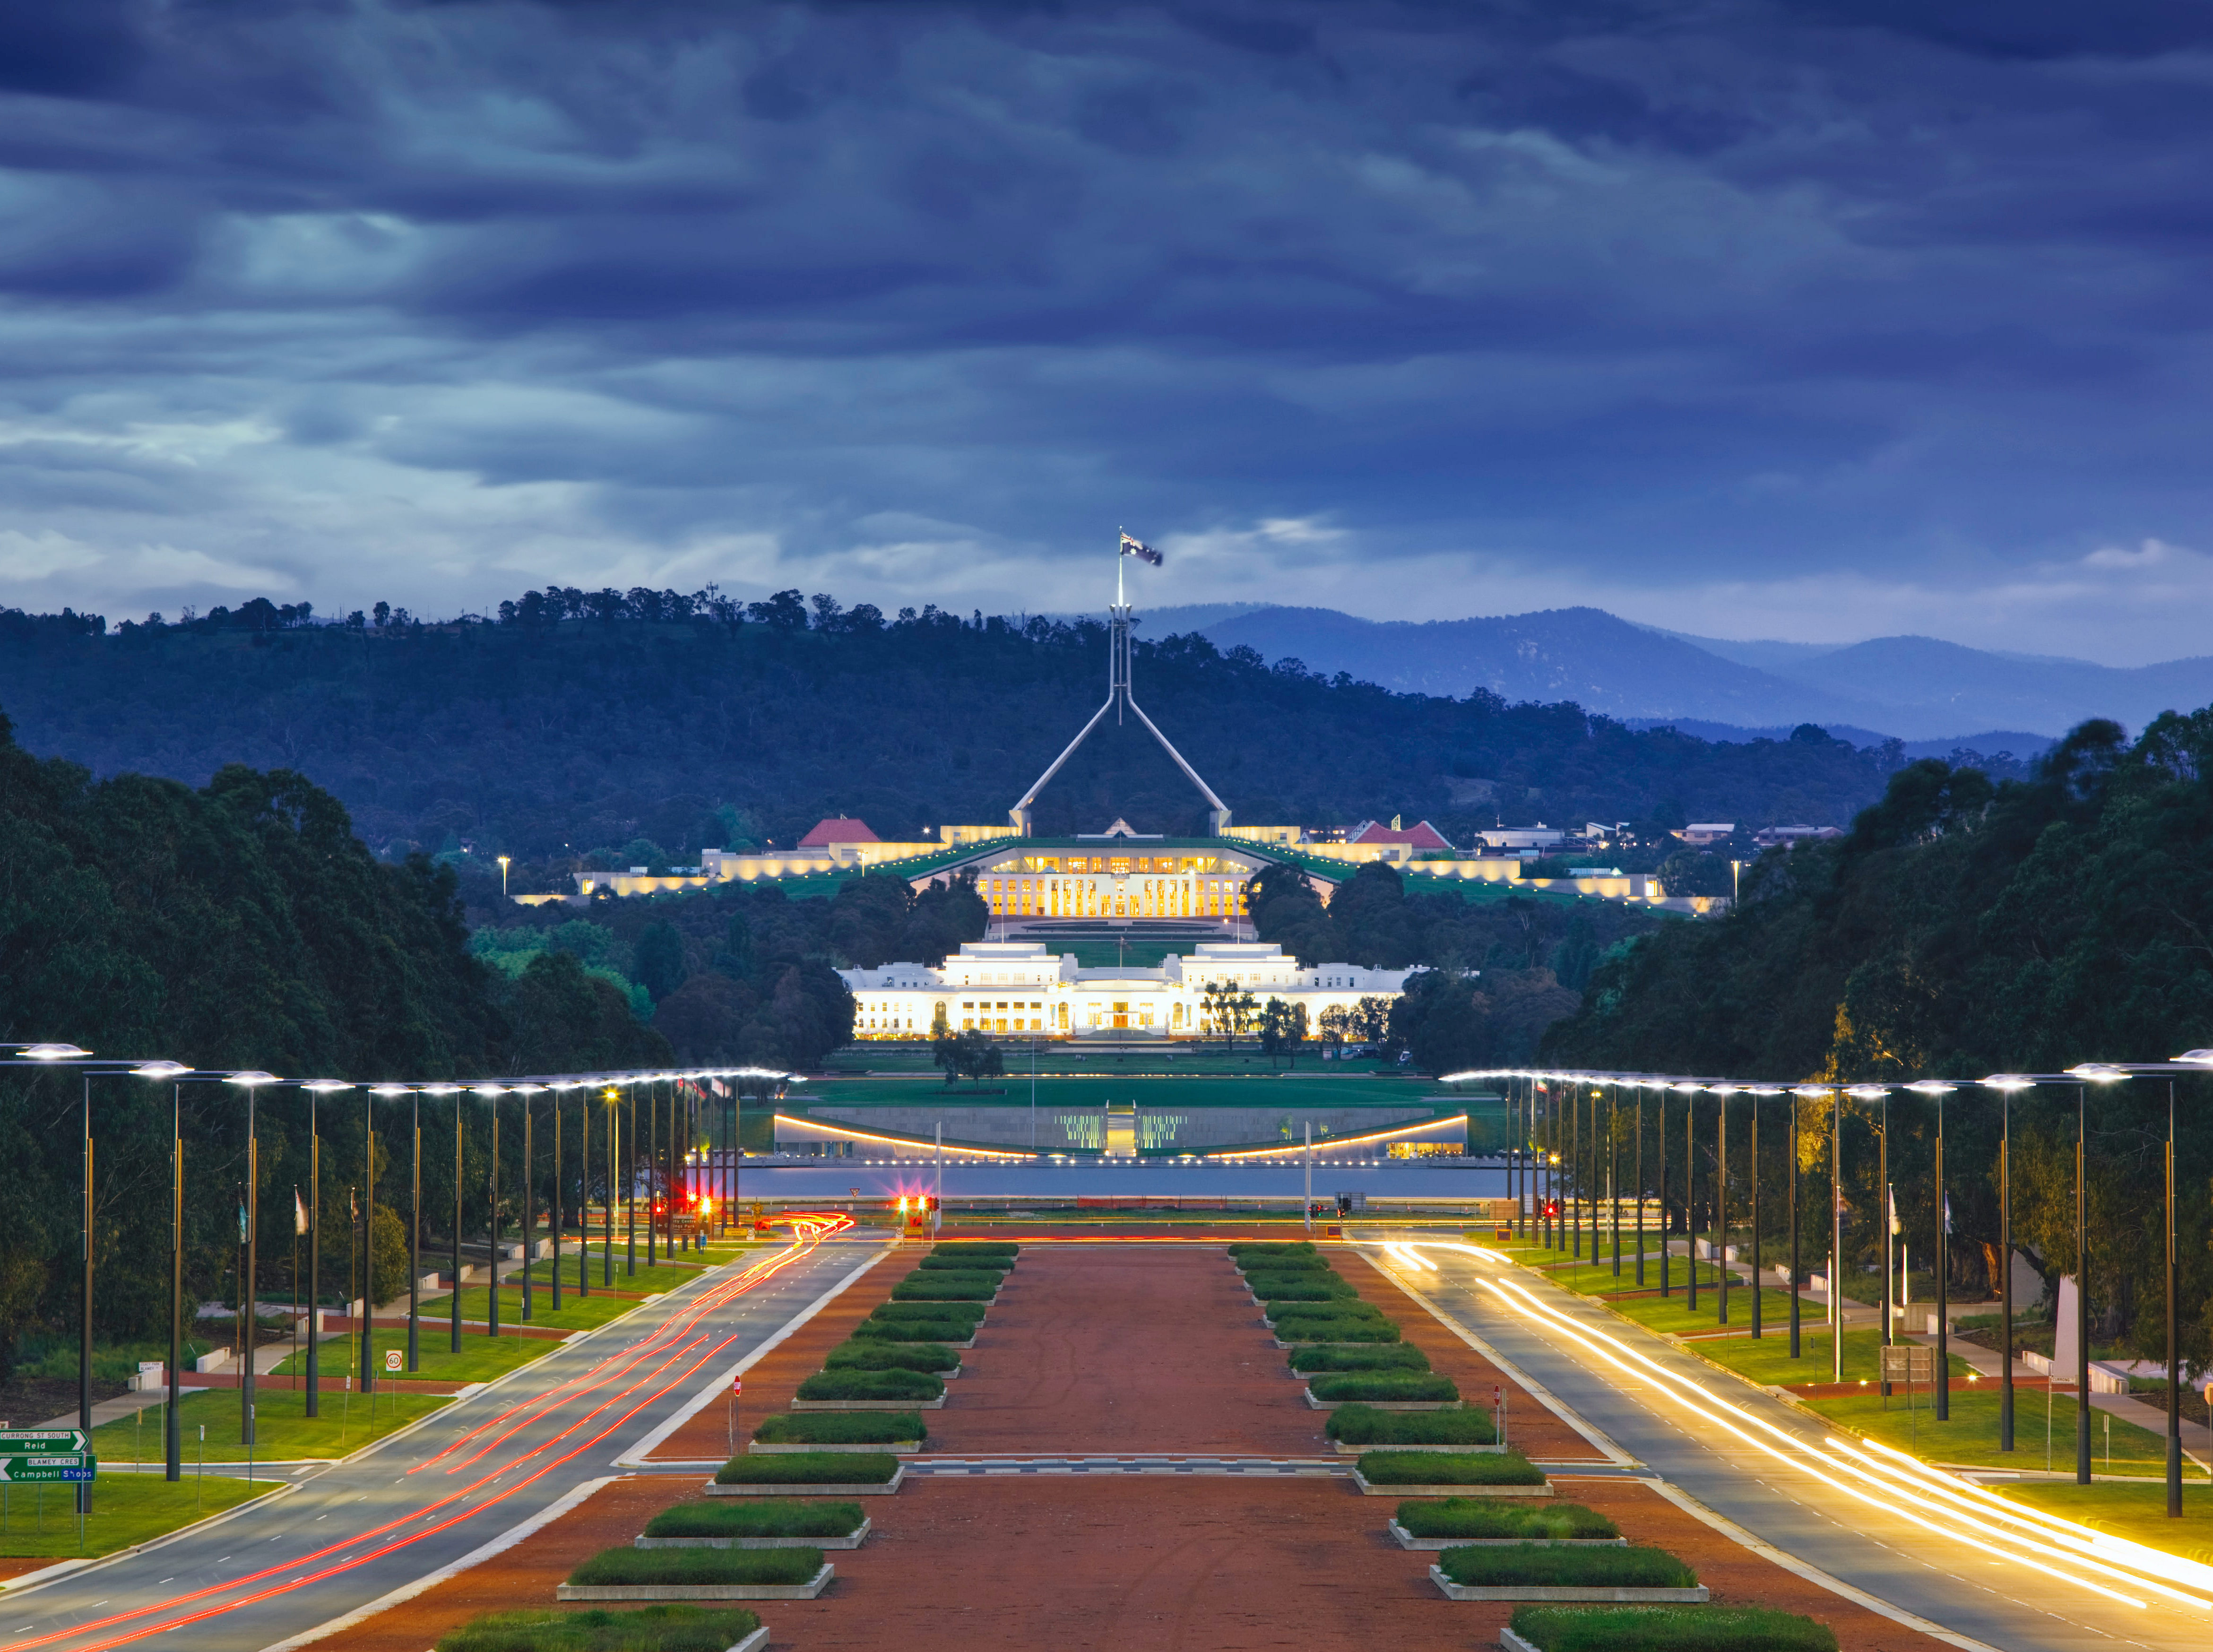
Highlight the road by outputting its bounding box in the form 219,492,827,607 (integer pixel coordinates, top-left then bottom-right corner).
1365,1239,2213,1652
0,1229,889,1652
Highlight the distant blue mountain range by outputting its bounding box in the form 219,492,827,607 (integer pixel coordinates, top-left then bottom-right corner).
1119,603,2208,746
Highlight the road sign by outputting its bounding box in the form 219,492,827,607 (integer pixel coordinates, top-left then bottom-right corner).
731,1375,743,1396
1879,1345,1936,1384
0,1454,95,1483
385,1350,402,1373
0,1430,89,1455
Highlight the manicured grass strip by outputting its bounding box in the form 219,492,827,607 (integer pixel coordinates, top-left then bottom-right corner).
752,1411,927,1445
1805,1390,2168,1475
89,1384,446,1465
852,1320,975,1343
1251,1277,1359,1302
1270,1302,1391,1325
1507,1606,1837,1652
932,1240,1018,1257
437,1606,762,1652
429,1287,635,1331
1988,1482,2213,1566
1228,1241,1318,1260
1686,1327,1973,1388
269,1328,548,1384
644,1500,864,1540
916,1254,1011,1272
1399,1499,1618,1540
1439,1543,1695,1588
870,1300,986,1323
1274,1321,1403,1344
570,1545,823,1586
1328,1402,1496,1445
890,1277,997,1302
0,1472,275,1559
1359,1449,1546,1485
795,1367,944,1402
1309,1372,1460,1403
512,1257,730,1294
1289,1343,1430,1373
1605,1289,1800,1337
716,1451,898,1485
1237,1254,1331,1273
824,1341,960,1374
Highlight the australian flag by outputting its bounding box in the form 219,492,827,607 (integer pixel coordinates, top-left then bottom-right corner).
1119,532,1163,566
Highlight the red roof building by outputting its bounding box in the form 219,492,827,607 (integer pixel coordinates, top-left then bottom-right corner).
797,817,880,848
1348,819,1455,851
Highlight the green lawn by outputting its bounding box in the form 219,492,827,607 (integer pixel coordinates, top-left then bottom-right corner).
1686,1327,1974,1388
1807,1390,2170,1475
89,1384,448,1465
507,1256,724,1294
421,1286,637,1332
0,1472,277,1560
269,1328,552,1384
1989,1480,2213,1565
1610,1289,1807,1338
795,1073,1449,1111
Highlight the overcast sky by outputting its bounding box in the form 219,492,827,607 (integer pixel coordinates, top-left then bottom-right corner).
4,2,2213,663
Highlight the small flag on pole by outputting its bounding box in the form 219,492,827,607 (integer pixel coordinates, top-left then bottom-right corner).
1118,532,1162,566
295,1190,308,1236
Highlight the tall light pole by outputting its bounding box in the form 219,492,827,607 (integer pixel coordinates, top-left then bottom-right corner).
1830,1083,1843,1384
514,1084,544,1321
359,1087,377,1394
1633,1081,1645,1287
1713,1085,1737,1326
477,1085,505,1338
1746,1087,1783,1340
497,854,511,900
1980,1075,2033,1451
1656,1081,1669,1296
127,1062,193,1480
1905,1081,1955,1419
225,1071,281,1448
1849,1086,1889,1389
1791,1086,1829,1361
429,1083,464,1353
1679,1083,1699,1312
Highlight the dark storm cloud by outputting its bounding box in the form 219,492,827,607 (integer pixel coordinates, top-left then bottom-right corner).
2,0,2213,657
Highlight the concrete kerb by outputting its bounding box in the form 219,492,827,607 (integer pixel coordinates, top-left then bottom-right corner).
1500,1626,1543,1652
1427,1566,1709,1602
705,1467,904,1496
1303,1390,1453,1410
637,1518,871,1550
1389,1520,1624,1550
557,1564,834,1601
1350,1470,1554,1496
729,1628,771,1652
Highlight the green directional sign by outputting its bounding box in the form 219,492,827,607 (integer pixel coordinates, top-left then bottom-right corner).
0,1430,90,1455
0,1454,95,1484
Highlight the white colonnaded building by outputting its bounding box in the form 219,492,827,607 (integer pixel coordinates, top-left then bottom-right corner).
838,940,1411,1040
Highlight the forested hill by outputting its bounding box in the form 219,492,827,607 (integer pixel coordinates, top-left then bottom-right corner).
0,592,1919,882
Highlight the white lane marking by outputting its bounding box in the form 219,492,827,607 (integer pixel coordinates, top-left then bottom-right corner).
255,1474,619,1652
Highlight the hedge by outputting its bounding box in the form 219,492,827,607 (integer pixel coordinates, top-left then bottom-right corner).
1269,1297,1387,1319
795,1367,945,1402
1438,1544,1695,1590
891,1277,999,1301
825,1341,960,1374
1397,1499,1618,1541
1273,1321,1402,1344
437,1607,761,1652
1236,1253,1330,1273
1250,1279,1358,1303
751,1412,927,1445
917,1253,1012,1272
569,1546,825,1587
1506,1607,1838,1652
1228,1241,1317,1260
643,1500,865,1540
1288,1344,1429,1373
714,1451,900,1485
871,1300,988,1323
1307,1372,1461,1404
853,1320,977,1343
933,1240,1019,1257
1357,1449,1546,1485
1326,1402,1494,1444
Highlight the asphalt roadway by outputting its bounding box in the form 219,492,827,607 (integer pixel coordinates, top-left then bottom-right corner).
0,1231,891,1652
1365,1239,2211,1652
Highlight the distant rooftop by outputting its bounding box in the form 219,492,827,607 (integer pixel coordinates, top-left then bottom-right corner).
797,816,879,848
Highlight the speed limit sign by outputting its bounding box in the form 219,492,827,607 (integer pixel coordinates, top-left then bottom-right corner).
386,1350,402,1373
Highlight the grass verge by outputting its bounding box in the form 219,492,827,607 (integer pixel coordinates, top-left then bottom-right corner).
1686,1327,1973,1387
1807,1390,2170,1475
1988,1481,2213,1565
1507,1605,1836,1652
1398,1499,1616,1540
437,1606,761,1652
423,1288,634,1332
89,1385,447,1464
0,1472,276,1560
268,1328,548,1384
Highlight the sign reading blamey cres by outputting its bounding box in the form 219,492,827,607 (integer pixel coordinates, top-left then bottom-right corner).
0,1453,95,1483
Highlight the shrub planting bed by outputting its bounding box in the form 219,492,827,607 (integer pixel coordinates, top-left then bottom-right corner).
1273,1320,1402,1344
560,1547,830,1600
1228,1241,1319,1263
1396,1499,1620,1544
870,1300,988,1323
1432,1545,1704,1601
1288,1343,1429,1373
709,1452,903,1494
1504,1606,1839,1652
933,1240,1018,1258
752,1412,927,1446
1354,1450,1549,1495
641,1500,866,1545
435,1605,761,1652
917,1253,1012,1272
891,1273,999,1302
852,1319,976,1345
1307,1372,1461,1405
794,1367,946,1403
823,1340,960,1374
1269,1304,1394,1332
1251,1277,1360,1303
1327,1402,1496,1446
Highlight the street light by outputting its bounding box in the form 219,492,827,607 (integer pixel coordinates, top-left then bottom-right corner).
225,1071,282,1446
1792,1086,1833,1371
497,855,511,900
1847,1086,1890,1389
422,1083,463,1352
299,1080,354,1413
511,1084,546,1322
1673,1083,1701,1312
475,1085,507,1338
370,1085,422,1372
1979,1074,2035,1452
1905,1081,1956,1419
1711,1084,1738,1326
